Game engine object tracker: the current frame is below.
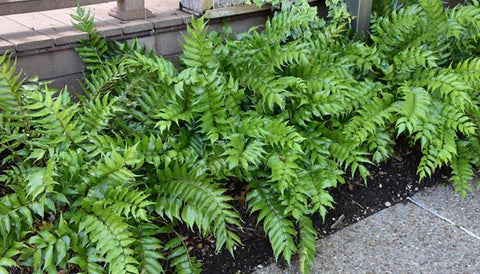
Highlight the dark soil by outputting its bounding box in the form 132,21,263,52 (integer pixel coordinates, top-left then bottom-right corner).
194,138,451,274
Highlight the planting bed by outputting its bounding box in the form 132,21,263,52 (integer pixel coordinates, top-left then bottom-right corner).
194,138,450,273
0,138,461,273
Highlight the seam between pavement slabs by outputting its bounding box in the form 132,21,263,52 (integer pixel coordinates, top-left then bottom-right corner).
407,197,480,241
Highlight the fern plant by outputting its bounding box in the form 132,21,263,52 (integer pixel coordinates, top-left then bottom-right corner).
0,0,478,273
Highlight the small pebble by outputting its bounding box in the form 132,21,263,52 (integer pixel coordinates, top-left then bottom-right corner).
379,184,383,188
257,264,263,269
384,201,392,207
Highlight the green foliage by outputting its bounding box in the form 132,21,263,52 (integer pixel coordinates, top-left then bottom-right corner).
370,0,479,189
297,216,316,274
70,7,109,71
0,1,478,273
156,165,241,255
247,183,297,262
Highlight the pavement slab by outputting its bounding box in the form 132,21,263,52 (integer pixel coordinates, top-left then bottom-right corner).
255,185,480,274
412,184,480,237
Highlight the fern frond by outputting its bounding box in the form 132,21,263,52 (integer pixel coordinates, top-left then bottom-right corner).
81,93,122,132
367,128,395,164
0,190,35,242
419,0,446,31
21,228,72,272
238,70,291,111
442,105,476,136
156,196,210,235
324,131,372,181
77,209,138,273
0,53,26,116
156,165,241,254
263,5,317,43
344,94,395,143
392,46,438,78
25,87,86,148
370,4,424,52
25,158,56,200
264,41,309,71
262,119,304,151
416,69,472,111
446,2,480,47
164,232,201,274
0,53,30,161
395,86,431,136
297,216,316,274
267,153,301,195
69,235,106,274
126,51,177,85
182,17,219,70
417,127,457,180
224,134,265,173
454,57,480,85
247,183,297,263
191,72,229,142
82,57,127,97
85,146,140,192
0,242,22,273
134,223,166,274
102,186,154,221
450,141,475,197
71,6,109,71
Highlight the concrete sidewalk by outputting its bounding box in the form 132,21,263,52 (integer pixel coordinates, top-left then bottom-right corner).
255,184,480,273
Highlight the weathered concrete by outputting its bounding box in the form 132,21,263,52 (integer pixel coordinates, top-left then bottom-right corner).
0,16,53,51
6,12,89,46
108,0,153,21
255,185,480,274
0,38,14,54
413,184,480,236
0,0,110,16
16,48,84,82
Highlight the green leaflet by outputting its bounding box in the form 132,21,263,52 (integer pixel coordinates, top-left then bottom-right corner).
0,1,478,273
298,216,316,274
247,183,297,263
